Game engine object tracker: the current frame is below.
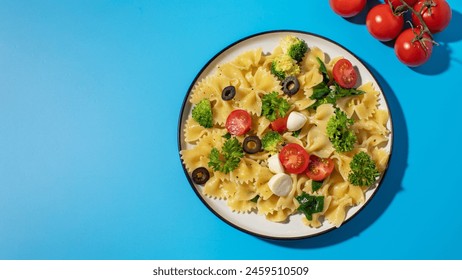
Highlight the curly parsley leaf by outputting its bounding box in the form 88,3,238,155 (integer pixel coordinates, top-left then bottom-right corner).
327,108,357,153
296,192,324,221
261,91,290,121
208,137,244,174
348,151,380,187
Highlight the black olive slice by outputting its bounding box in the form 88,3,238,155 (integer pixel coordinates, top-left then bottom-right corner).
222,85,236,101
192,167,210,185
243,136,262,154
281,76,300,96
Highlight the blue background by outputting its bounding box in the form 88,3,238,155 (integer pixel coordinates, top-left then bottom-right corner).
1,0,461,260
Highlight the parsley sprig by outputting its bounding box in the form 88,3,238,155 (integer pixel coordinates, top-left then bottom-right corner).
348,151,380,187
261,91,290,121
327,108,357,153
208,137,244,174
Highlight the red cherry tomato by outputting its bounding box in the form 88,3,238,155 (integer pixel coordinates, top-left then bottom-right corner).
305,155,335,181
270,115,288,133
332,58,357,89
329,0,366,18
279,143,310,174
394,28,433,67
366,4,404,41
385,0,418,9
225,109,252,136
411,0,452,34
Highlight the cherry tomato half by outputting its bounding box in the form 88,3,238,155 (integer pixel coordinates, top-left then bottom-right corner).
366,4,404,42
279,143,310,174
305,155,335,181
333,58,358,89
411,0,452,34
225,109,252,136
329,0,366,18
270,115,288,133
394,28,433,67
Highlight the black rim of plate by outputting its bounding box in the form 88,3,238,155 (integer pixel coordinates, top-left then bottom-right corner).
177,29,394,240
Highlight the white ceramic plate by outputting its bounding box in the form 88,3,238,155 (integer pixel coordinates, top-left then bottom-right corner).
178,30,393,240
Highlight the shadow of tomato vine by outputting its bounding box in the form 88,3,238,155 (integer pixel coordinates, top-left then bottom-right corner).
412,9,462,75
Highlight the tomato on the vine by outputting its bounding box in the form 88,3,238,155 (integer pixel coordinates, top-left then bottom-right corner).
394,28,433,67
329,0,366,18
366,4,404,41
332,58,357,88
385,0,418,9
411,0,452,34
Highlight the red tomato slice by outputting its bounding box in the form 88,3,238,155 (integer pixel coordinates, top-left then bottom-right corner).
226,109,252,136
270,115,288,133
333,58,358,89
305,155,335,181
279,143,310,174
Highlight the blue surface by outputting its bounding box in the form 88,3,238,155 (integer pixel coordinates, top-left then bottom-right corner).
1,0,461,260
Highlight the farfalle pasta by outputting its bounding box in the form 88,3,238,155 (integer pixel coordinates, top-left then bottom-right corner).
180,35,390,228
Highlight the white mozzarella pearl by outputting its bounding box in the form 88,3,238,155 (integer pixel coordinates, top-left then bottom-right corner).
268,173,293,197
286,111,307,131
267,153,284,174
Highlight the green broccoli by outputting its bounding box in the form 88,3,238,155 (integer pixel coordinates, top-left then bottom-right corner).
192,98,213,128
348,151,380,187
326,108,356,153
280,35,308,62
261,131,283,152
270,54,300,80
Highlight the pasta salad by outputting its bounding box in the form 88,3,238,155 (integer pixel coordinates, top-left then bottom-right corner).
180,34,390,228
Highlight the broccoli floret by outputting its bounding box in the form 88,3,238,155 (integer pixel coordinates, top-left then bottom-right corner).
280,35,308,62
270,54,300,81
270,61,285,81
192,99,213,128
348,151,380,187
261,131,283,152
